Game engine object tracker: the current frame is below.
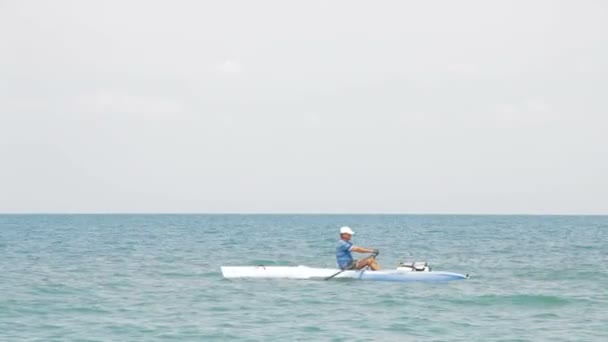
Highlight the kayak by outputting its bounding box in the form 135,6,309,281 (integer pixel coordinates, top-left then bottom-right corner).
221,264,469,283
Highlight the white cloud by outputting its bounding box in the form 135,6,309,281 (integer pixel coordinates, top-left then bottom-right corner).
216,60,241,74
447,63,479,75
72,91,185,117
493,100,558,128
525,100,548,113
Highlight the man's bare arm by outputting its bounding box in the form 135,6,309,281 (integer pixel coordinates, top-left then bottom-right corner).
351,246,376,253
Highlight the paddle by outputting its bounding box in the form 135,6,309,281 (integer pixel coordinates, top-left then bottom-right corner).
324,251,378,280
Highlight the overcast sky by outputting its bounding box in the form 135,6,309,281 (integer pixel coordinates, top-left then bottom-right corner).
1,1,607,214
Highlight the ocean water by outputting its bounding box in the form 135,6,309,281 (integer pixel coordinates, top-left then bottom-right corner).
1,214,607,341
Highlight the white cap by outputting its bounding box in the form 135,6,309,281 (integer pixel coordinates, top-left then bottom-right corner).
340,226,355,235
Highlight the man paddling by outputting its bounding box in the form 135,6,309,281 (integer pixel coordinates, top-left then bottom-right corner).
336,226,381,270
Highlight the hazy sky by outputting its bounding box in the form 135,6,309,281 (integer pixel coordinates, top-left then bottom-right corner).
1,1,607,214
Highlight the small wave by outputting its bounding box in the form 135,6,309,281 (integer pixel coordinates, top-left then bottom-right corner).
61,305,111,315
449,294,571,307
531,312,561,319
209,306,230,312
157,271,192,277
300,326,323,332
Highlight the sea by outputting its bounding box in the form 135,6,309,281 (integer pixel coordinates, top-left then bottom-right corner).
1,214,607,341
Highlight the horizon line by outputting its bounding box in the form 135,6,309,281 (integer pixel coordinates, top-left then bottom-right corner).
0,212,607,216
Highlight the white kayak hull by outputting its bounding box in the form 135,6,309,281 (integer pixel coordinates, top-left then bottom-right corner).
221,266,468,282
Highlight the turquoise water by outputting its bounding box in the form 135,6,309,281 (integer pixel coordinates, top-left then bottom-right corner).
1,214,607,341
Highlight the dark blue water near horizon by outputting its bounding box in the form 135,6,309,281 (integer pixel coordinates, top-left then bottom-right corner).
1,214,607,341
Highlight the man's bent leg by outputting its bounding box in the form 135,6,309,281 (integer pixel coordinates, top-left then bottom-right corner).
369,259,381,271
355,258,381,271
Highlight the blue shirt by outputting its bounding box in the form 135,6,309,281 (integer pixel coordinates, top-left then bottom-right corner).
336,239,354,269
